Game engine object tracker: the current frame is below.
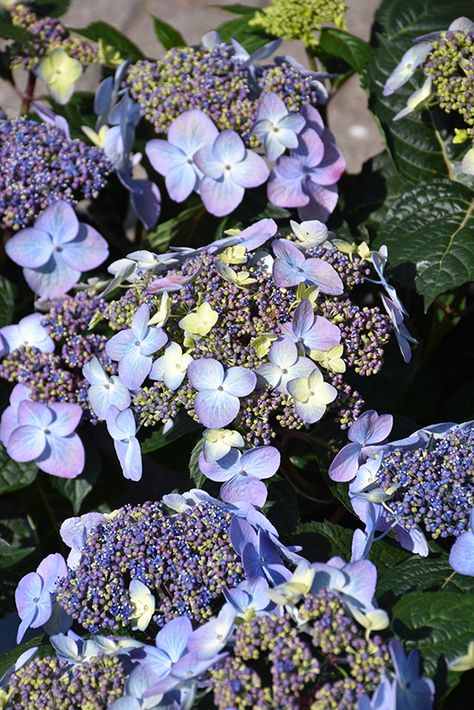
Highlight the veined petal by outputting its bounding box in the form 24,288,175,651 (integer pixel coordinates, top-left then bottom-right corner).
155,615,192,662
213,130,246,164
198,450,239,482
188,359,224,390
48,403,82,436
168,109,219,156
118,349,153,390
5,229,54,268
294,398,326,424
166,162,198,202
267,168,308,208
304,258,343,295
223,366,256,397
39,434,85,478
24,259,80,299
231,150,269,188
328,442,362,482
35,201,79,244
241,446,281,479
7,425,47,462
221,474,268,507
145,140,186,176
199,174,245,217
61,224,108,271
194,143,223,179
106,329,135,361
194,389,240,429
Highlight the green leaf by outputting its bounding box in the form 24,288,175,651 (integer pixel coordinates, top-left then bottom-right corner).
73,22,144,61
0,446,37,496
392,591,474,679
0,636,49,678
216,15,270,54
319,28,371,72
151,16,185,51
0,516,36,569
373,179,474,308
141,414,197,454
363,0,473,183
0,14,33,43
0,538,34,568
146,199,203,250
378,555,474,597
33,0,71,17
189,439,205,489
213,4,257,16
0,276,16,327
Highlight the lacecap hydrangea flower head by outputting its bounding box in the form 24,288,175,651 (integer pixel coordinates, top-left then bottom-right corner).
329,412,474,563
74,216,414,501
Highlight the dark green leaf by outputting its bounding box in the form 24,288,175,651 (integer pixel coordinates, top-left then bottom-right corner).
266,478,299,536
50,453,99,514
392,591,474,678
0,14,33,43
146,199,203,250
363,0,473,183
73,22,144,61
189,439,205,489
0,276,16,327
292,520,352,561
0,538,34,568
373,179,474,308
379,555,474,597
151,16,185,51
0,446,37,496
213,4,257,16
141,414,197,454
33,0,71,17
216,16,269,54
319,28,371,72
0,636,48,678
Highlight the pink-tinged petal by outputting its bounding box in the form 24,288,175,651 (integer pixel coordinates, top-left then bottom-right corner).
61,224,109,271
118,349,153,390
199,174,245,216
267,169,307,208
307,145,346,186
36,553,67,591
166,162,197,202
5,229,54,268
48,403,82,436
256,93,288,122
198,450,239,482
194,143,223,179
15,572,43,620
221,475,268,507
194,389,240,428
302,104,325,132
23,259,80,299
7,426,47,462
304,258,343,295
231,150,269,188
273,238,304,267
272,259,301,288
213,130,246,164
155,615,192,661
305,316,341,350
294,398,326,424
292,299,314,337
35,201,79,244
280,112,306,135
241,446,280,479
38,433,85,478
106,329,135,361
298,182,339,222
294,129,325,167
328,442,362,482
168,109,219,156
223,366,256,397
0,405,19,446
188,359,224,390
145,140,186,176
349,410,392,445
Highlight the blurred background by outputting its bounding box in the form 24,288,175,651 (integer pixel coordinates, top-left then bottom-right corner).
0,0,383,172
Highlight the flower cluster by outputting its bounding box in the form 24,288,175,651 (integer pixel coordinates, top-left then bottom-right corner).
383,16,474,175
9,3,98,71
0,118,111,229
55,499,244,634
127,42,327,141
250,0,347,48
331,412,474,561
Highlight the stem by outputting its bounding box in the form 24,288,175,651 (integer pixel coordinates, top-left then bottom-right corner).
441,571,456,590
20,71,36,115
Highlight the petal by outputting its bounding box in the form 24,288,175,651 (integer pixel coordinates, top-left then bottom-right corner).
166,163,198,202
350,411,393,445
223,366,256,397
194,143,223,179
115,438,142,481
145,140,186,176
188,359,224,391
23,260,80,299
231,150,269,188
61,224,109,271
304,258,343,295
48,403,82,436
35,201,79,244
140,328,167,357
155,615,192,662
255,363,282,390
129,179,161,230
17,400,53,429
256,93,288,122
194,389,240,429
305,317,341,351
37,434,85,478
213,130,246,164
240,446,281,479
198,450,239,482
263,131,286,161
449,532,474,576
36,553,67,591
15,572,43,619
168,109,219,156
269,338,298,368
118,349,153,390
298,182,339,222
83,357,109,386
7,425,46,462
18,314,55,353
199,174,245,217
294,398,326,424
106,329,135,361
294,129,325,167
328,442,362,482
5,229,54,268
131,304,150,340
221,474,268,507
280,112,306,135
267,167,308,208
272,257,301,288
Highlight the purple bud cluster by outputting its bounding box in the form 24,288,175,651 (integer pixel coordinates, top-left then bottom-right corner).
210,589,390,709
56,501,244,634
126,45,323,142
9,3,98,71
0,118,111,229
6,653,126,709
377,425,474,539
